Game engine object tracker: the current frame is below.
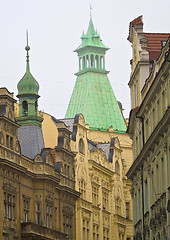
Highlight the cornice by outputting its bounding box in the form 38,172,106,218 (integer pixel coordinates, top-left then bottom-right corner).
128,61,149,86
75,68,109,76
88,159,114,176
137,60,170,117
0,116,20,128
0,158,61,184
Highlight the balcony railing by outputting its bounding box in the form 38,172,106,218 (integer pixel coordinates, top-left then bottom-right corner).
21,222,68,240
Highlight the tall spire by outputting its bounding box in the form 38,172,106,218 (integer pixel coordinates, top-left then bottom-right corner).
25,30,30,72
90,4,92,19
17,31,39,97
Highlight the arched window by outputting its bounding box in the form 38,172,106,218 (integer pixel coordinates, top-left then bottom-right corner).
100,56,104,69
79,57,82,71
22,101,28,116
115,161,120,174
86,55,89,68
83,56,85,69
79,138,85,154
90,55,94,67
95,55,99,68
35,101,38,115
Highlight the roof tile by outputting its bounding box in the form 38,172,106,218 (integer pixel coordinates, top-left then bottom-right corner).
144,33,170,61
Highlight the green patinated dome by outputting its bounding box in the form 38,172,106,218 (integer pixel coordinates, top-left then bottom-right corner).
17,71,39,95
17,45,39,96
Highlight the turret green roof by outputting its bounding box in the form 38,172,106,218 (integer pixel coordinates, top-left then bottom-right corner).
65,18,126,132
75,18,109,52
17,45,39,96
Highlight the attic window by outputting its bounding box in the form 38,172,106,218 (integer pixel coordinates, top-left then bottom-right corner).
161,40,167,48
79,138,85,154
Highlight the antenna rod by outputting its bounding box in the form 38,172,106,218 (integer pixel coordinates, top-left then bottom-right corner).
90,4,92,18
26,30,29,46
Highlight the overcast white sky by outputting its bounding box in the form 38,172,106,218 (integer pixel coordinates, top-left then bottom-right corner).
0,0,169,119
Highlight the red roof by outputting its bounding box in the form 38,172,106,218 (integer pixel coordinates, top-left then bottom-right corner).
144,33,170,61
130,16,143,26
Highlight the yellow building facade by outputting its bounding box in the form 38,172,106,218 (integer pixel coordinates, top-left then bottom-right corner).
127,16,170,239
0,88,79,240
0,17,134,239
42,112,133,240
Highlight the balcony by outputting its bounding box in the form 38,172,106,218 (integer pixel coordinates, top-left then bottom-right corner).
21,222,68,240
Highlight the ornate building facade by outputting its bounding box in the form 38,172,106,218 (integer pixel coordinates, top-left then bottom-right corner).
127,16,170,239
63,17,133,239
0,17,133,240
0,40,79,239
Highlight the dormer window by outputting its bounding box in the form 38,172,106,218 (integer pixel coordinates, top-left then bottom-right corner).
161,40,167,48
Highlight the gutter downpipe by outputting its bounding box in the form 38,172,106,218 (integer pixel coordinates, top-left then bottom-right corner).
136,115,145,240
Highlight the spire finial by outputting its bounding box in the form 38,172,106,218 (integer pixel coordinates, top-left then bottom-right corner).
90,4,92,18
25,30,30,71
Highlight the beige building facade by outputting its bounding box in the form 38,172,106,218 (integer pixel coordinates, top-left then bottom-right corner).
42,112,133,240
0,88,79,240
127,16,170,239
0,16,134,239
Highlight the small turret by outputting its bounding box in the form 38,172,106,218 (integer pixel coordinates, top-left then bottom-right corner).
16,32,44,160
16,31,43,127
74,17,109,74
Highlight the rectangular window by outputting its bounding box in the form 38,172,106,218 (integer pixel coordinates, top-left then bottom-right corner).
10,137,13,150
126,202,130,219
36,203,41,225
134,193,137,223
23,197,30,222
92,185,99,206
102,190,109,210
46,204,52,228
136,136,138,157
115,198,121,215
162,90,165,115
83,219,89,240
93,224,99,240
138,189,141,220
152,107,155,130
144,180,148,212
6,135,9,148
79,180,86,199
145,119,148,141
157,100,160,123
161,157,165,192
4,192,16,220
63,214,72,239
103,228,109,240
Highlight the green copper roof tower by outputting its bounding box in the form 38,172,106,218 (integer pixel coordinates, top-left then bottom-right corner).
65,18,126,132
16,31,44,160
17,31,43,127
